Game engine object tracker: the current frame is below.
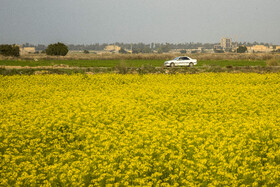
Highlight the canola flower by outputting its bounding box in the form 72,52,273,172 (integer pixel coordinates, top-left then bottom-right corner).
0,73,280,186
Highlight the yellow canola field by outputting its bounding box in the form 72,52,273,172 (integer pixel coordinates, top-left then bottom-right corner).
1,73,280,186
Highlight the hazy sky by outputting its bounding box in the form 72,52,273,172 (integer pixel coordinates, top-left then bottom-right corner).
1,0,280,45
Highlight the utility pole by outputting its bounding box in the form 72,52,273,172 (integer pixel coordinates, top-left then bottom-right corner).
235,35,238,53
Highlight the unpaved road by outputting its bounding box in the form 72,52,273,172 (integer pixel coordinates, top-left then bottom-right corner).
1,65,111,70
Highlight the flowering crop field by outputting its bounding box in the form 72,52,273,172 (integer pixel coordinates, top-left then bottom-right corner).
1,73,280,186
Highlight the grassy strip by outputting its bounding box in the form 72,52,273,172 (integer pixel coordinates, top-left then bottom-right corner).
198,59,266,67
0,59,267,67
0,59,163,67
1,66,279,75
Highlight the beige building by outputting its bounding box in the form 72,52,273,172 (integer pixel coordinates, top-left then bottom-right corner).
104,45,121,52
20,47,36,55
247,45,273,53
221,38,232,49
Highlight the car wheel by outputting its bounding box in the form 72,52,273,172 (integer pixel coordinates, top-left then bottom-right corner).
170,63,175,67
189,62,194,67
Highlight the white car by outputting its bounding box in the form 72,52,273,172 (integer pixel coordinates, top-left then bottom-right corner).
164,56,197,67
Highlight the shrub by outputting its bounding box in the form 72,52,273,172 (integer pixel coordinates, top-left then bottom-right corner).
132,47,152,54
214,49,224,53
136,64,157,74
46,42,68,56
180,50,187,54
84,50,89,54
237,46,247,53
266,59,279,66
272,49,280,53
115,61,129,74
157,48,163,54
0,44,20,57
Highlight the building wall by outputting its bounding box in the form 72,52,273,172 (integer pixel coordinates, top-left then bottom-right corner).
20,47,36,55
104,45,121,52
221,38,232,49
247,45,273,53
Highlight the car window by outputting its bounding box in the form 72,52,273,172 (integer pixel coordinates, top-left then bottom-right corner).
180,57,188,60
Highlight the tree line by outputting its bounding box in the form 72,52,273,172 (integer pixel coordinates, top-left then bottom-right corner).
20,41,275,51
1,41,279,57
0,43,68,57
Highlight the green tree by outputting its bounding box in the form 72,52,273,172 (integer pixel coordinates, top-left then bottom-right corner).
46,42,68,56
157,48,163,54
237,46,247,53
132,47,152,54
119,48,127,54
132,48,140,54
214,49,224,53
0,44,20,57
142,46,152,53
159,44,171,53
180,49,187,54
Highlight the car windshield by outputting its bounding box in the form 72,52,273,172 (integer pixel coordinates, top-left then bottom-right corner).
173,57,180,60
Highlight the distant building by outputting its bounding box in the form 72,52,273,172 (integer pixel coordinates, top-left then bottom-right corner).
247,45,273,53
197,47,205,53
221,38,232,49
275,46,280,51
20,47,36,55
126,50,133,54
104,45,121,53
214,45,223,50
